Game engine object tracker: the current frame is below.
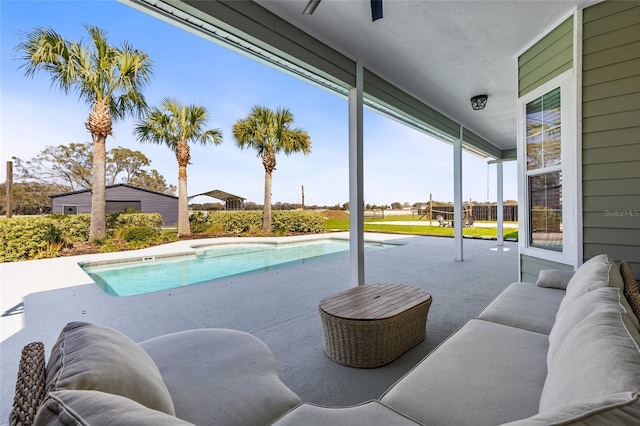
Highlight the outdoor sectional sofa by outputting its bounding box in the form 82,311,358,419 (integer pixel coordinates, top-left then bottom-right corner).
10,254,640,425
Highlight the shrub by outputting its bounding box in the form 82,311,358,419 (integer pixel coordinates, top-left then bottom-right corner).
191,210,326,235
189,211,209,233
122,226,157,243
205,211,263,234
0,217,64,261
107,212,163,230
59,214,91,242
272,211,325,233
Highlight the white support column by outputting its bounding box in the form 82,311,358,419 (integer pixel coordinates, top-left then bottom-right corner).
454,126,463,261
349,62,365,286
497,161,504,246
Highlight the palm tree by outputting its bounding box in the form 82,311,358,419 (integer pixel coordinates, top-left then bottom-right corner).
134,98,222,236
17,25,152,239
233,106,311,233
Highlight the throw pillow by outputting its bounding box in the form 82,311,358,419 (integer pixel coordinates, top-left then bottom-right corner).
536,269,574,289
547,287,639,367
45,322,175,415
540,309,640,412
557,254,624,315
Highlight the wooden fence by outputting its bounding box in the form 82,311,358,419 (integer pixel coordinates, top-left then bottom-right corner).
417,205,518,222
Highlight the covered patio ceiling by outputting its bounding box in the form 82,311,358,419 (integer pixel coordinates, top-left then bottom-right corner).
256,0,585,152
126,0,588,157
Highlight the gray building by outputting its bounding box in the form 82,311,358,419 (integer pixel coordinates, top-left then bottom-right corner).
50,184,178,226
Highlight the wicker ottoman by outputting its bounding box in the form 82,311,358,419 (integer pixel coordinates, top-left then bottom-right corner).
319,283,432,368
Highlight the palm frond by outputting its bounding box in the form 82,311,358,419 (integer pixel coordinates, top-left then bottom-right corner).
134,98,221,153
17,27,76,94
232,105,310,158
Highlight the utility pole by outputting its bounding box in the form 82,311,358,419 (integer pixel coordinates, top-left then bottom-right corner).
5,161,13,218
301,185,305,210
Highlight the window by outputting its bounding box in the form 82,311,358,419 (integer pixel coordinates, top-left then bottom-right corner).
518,69,578,266
526,87,562,251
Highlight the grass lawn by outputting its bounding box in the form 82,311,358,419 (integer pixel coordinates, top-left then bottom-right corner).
324,213,518,240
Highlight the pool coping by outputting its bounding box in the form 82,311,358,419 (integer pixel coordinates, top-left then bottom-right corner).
1,232,407,341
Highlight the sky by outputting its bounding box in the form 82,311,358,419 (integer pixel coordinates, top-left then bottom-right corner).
0,0,517,207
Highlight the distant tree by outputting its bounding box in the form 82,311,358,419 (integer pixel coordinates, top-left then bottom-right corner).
108,147,176,195
391,202,402,210
128,169,176,195
342,202,349,211
11,143,92,192
0,182,58,215
189,202,224,211
107,147,149,185
134,97,222,236
233,106,311,233
17,25,152,239
12,143,174,195
243,201,261,210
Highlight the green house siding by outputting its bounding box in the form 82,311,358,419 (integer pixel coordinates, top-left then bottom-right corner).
583,0,640,275
518,16,575,279
518,17,574,97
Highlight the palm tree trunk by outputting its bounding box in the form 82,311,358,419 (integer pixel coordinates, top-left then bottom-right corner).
262,149,276,233
86,99,112,240
176,139,191,237
177,163,190,236
263,169,272,233
89,134,107,240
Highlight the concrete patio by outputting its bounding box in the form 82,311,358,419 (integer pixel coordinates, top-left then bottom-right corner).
1,233,517,424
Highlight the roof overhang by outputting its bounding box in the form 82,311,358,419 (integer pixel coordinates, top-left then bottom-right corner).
123,0,590,159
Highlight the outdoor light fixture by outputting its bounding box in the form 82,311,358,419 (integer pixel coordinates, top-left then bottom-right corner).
303,0,322,15
471,95,488,110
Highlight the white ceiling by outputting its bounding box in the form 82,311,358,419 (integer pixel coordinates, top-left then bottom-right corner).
255,0,587,152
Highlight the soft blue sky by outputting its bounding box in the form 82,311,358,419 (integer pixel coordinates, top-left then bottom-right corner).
0,0,517,206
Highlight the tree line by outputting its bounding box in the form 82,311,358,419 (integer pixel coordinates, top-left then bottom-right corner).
14,25,311,238
11,143,176,194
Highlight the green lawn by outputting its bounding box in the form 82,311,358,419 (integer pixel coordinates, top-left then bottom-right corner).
324,216,518,240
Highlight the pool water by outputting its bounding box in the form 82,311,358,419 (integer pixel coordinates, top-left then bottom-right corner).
82,239,395,296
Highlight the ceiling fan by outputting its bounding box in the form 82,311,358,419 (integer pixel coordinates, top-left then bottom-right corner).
303,0,383,22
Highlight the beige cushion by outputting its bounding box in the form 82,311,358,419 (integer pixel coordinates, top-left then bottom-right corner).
536,269,574,290
45,322,175,415
381,319,548,425
503,392,640,425
548,287,639,366
271,401,420,426
557,254,624,315
477,282,565,334
540,308,640,412
621,261,640,323
34,390,193,425
139,328,302,426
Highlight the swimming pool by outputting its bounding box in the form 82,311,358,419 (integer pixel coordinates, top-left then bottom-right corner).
81,239,396,296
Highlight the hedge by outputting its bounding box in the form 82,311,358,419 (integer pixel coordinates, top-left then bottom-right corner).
107,212,163,230
0,217,65,261
191,210,325,234
0,213,165,262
